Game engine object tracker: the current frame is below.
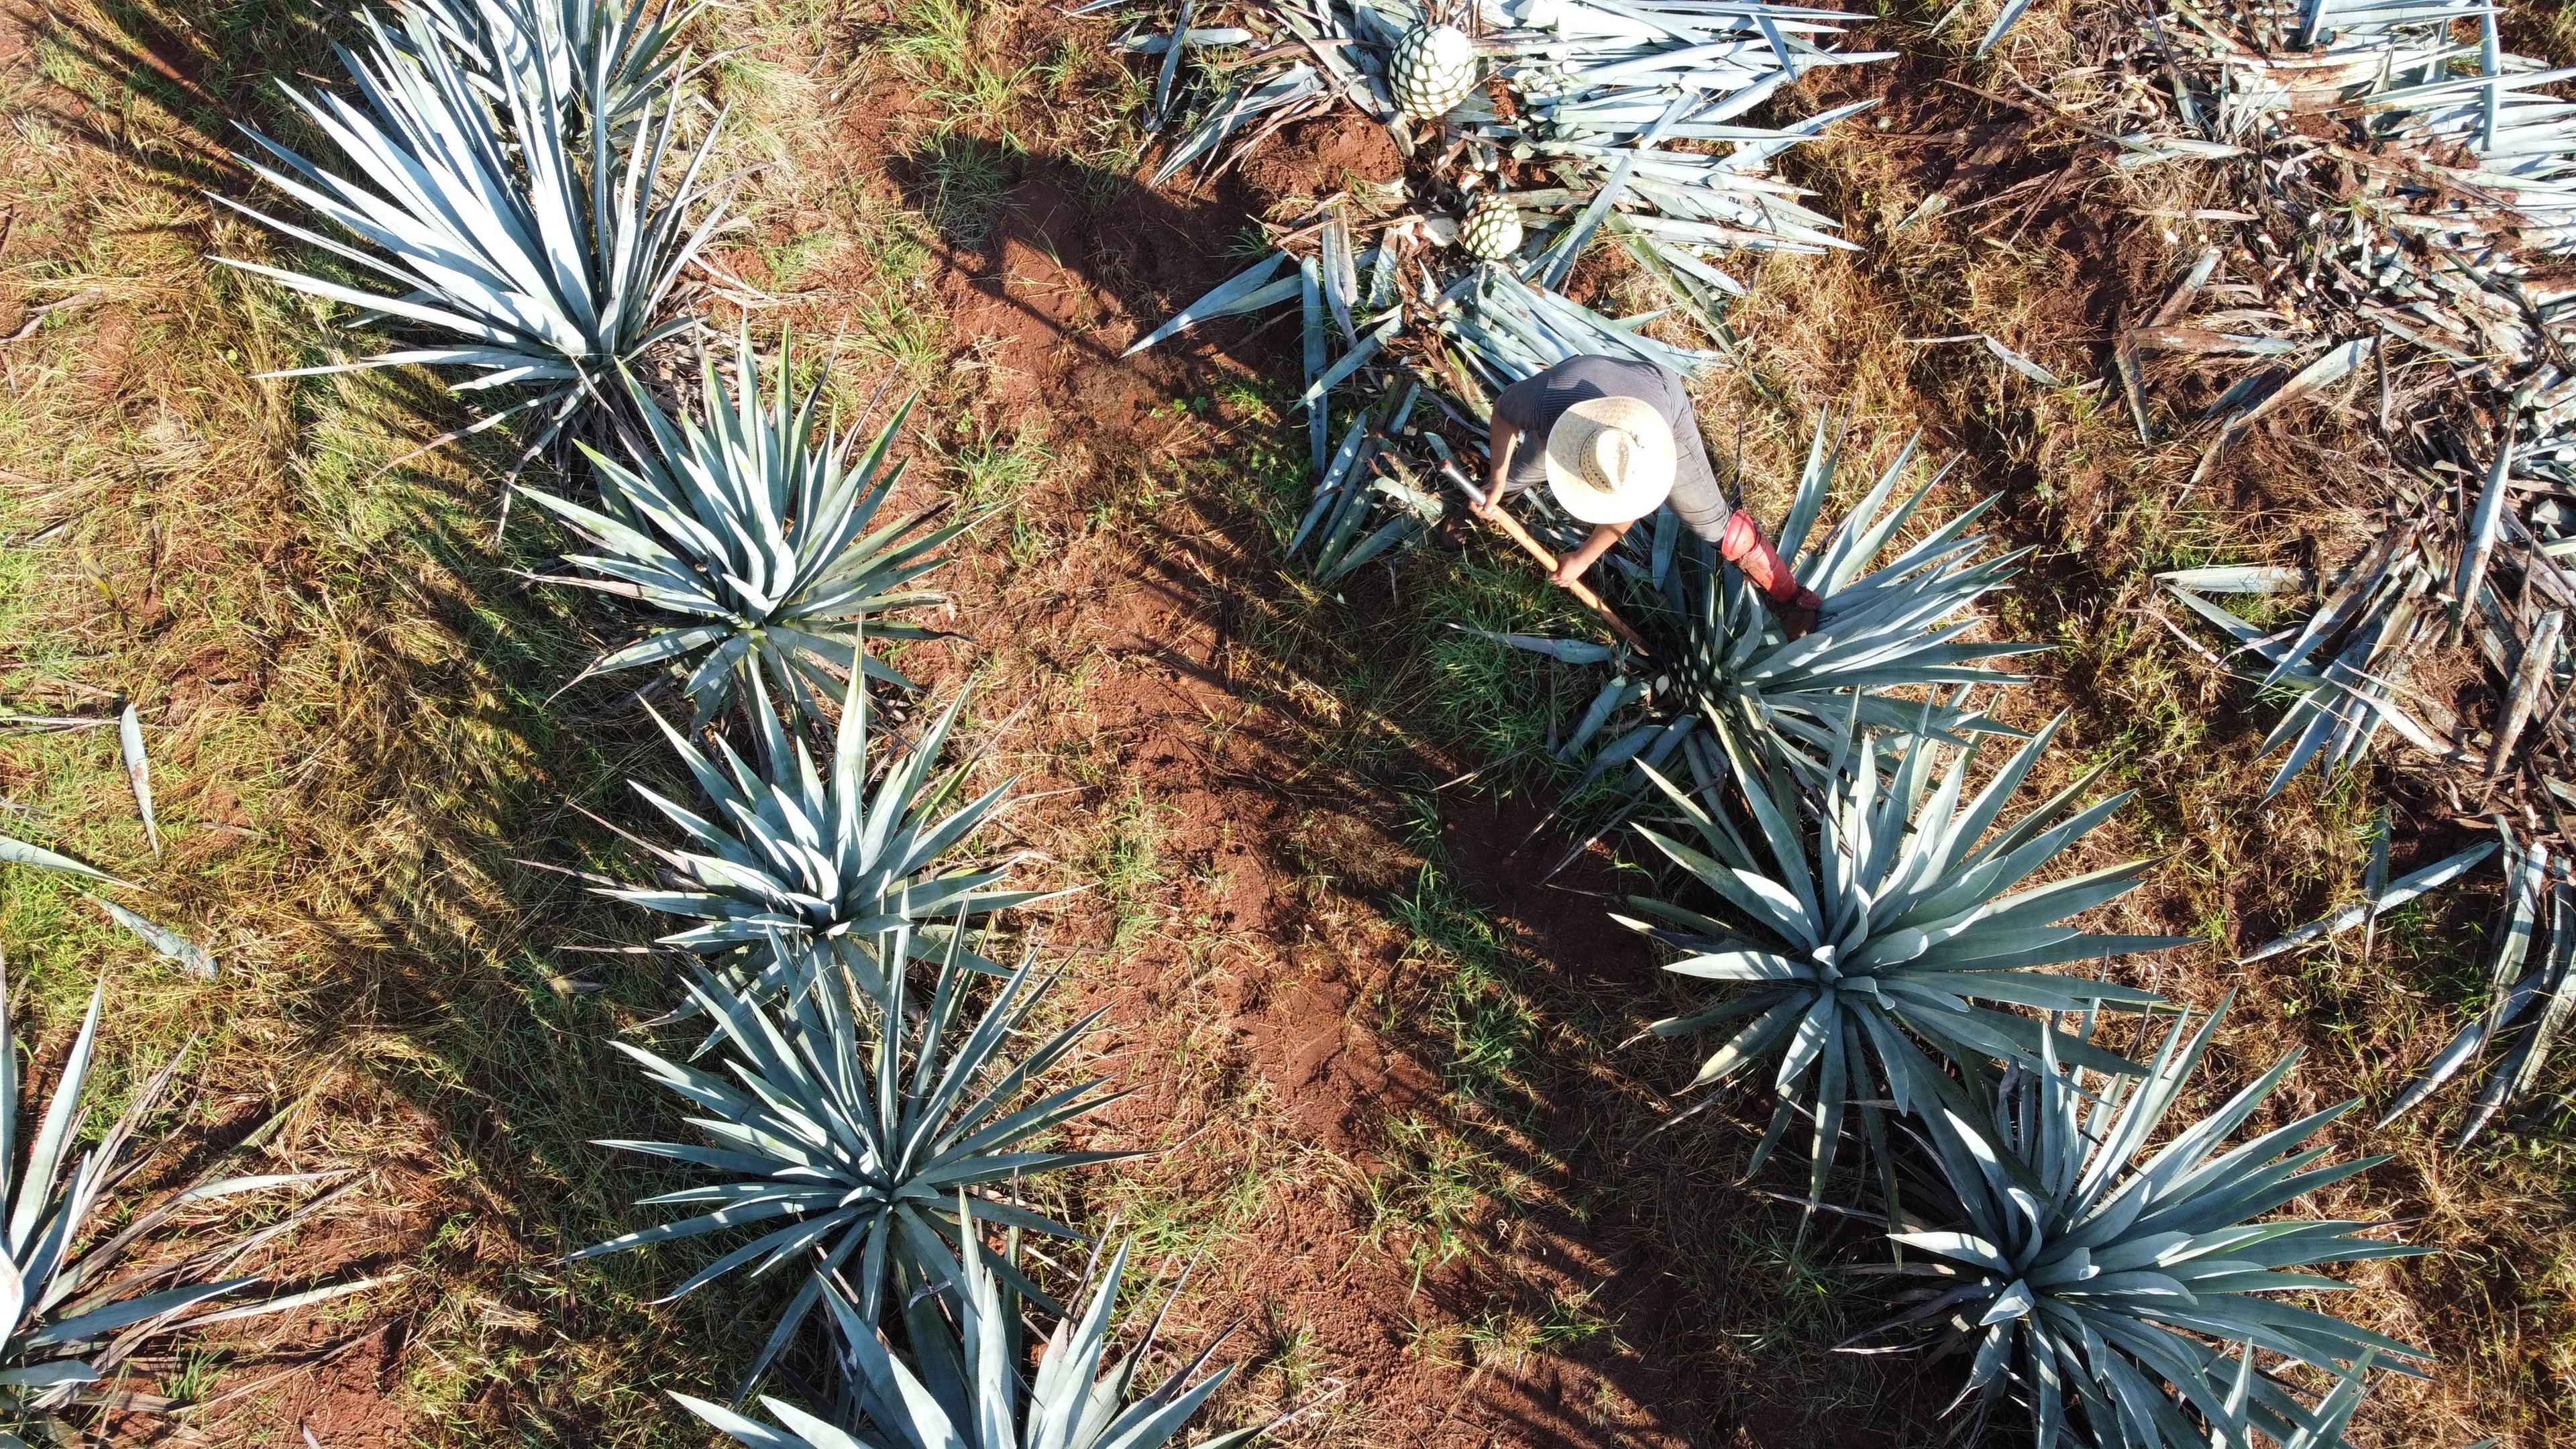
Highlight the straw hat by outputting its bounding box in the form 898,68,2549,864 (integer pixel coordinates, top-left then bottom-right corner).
1544,396,1676,525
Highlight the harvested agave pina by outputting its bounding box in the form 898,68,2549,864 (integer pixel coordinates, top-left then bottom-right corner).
1390,23,1478,121
1460,191,1523,260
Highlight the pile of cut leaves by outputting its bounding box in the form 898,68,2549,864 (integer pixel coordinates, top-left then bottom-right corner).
1972,0,2576,1144
1976,0,2576,814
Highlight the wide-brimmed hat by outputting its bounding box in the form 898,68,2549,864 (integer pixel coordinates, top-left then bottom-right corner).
1544,396,1676,525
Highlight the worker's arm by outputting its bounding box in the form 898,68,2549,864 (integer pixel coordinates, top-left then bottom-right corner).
1719,513,1825,639
1551,522,1627,586
1476,413,1521,517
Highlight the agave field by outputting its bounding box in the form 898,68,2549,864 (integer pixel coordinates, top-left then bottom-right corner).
2,0,2575,1444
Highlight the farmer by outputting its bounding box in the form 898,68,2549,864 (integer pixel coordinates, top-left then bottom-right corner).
1470,356,1821,639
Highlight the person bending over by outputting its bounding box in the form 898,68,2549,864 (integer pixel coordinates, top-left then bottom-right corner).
1470,356,1821,638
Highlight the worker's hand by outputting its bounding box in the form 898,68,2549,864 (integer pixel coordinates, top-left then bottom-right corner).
1776,588,1823,641
1550,554,1590,588
1470,483,1504,520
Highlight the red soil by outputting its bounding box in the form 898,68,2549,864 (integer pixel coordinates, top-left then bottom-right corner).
736,13,1901,1442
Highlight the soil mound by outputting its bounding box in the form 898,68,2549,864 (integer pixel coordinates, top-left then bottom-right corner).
1235,111,1405,213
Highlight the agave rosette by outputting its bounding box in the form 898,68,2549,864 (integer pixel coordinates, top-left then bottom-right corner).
523,331,959,726
407,0,702,131
676,1200,1258,1449
1136,233,1725,580
574,932,1128,1392
610,666,1048,1007
0,977,365,1438
1871,1006,2427,1448
216,0,728,462
1620,714,2186,1203
1486,416,2042,808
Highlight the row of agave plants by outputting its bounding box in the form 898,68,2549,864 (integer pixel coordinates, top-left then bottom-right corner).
1120,5,2454,1446
10,0,2459,1444
192,0,1272,1444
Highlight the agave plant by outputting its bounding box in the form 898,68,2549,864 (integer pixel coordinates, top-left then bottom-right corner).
608,666,1049,1008
1483,415,2042,816
676,1201,1258,1449
0,975,364,1438
1866,1005,2428,1448
521,331,959,725
1137,0,1884,312
216,0,727,465
1136,237,1727,574
572,932,1128,1391
1619,714,2185,1204
1122,0,1888,573
408,0,701,131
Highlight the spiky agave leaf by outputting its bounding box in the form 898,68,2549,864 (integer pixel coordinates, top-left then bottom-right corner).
574,933,1132,1396
608,665,1052,1008
1870,1005,2428,1448
1619,714,2186,1205
2157,534,2454,800
0,974,362,1438
521,330,960,726
406,0,702,132
1140,0,1884,312
0,793,219,976
215,1,728,464
675,1200,1258,1449
1487,413,2043,811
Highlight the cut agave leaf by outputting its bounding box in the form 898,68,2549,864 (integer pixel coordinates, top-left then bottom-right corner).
86,895,216,980
2379,824,2576,1142
2239,839,2496,963
118,704,156,859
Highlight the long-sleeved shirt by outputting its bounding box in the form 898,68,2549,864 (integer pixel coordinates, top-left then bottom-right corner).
1491,356,1729,541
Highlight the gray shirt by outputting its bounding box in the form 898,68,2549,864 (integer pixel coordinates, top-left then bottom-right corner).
1492,356,1729,541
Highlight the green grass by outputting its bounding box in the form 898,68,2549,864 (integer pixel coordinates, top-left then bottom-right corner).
1364,1114,1532,1295
1258,1314,1330,1396
946,418,1053,513
1389,849,1538,1119
1108,1158,1269,1262
1083,785,1170,948
910,131,1016,254
1457,1287,1613,1373
892,0,1032,130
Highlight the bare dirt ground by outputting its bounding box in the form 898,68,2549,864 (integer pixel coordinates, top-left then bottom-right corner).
1,0,2572,1445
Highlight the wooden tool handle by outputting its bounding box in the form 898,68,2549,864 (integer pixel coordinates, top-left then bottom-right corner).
1451,476,1646,649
